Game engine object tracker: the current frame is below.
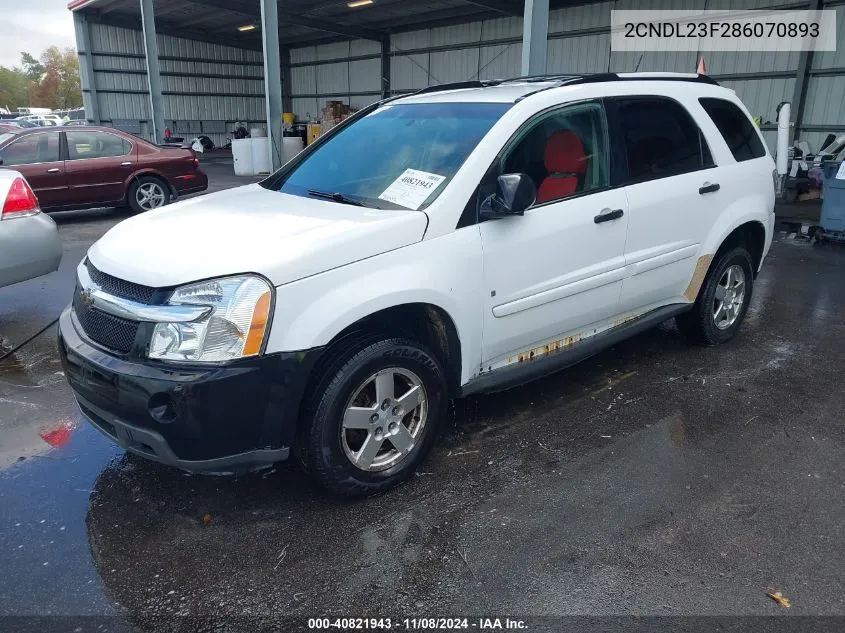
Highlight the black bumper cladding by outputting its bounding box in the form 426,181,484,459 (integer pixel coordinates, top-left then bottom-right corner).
57,307,322,473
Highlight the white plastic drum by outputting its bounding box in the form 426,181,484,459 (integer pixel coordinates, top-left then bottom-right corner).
282,136,305,165
252,137,271,174
232,138,254,176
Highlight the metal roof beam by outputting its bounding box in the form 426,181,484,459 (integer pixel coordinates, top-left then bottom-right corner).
461,0,522,17
181,0,386,41
85,10,263,51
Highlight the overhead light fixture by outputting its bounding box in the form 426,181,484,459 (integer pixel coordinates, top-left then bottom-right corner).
347,0,374,7
237,24,257,32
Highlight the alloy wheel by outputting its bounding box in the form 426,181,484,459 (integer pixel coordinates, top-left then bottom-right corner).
136,182,166,210
713,264,746,330
340,367,428,472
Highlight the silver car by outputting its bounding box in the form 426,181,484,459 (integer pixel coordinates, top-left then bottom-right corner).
0,169,62,288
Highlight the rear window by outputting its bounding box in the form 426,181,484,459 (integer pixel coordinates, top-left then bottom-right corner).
699,98,766,162
613,97,712,184
66,131,132,160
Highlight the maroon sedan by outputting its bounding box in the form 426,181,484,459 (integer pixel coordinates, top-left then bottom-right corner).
0,126,208,213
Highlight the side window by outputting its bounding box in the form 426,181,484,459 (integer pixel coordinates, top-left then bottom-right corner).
699,97,766,162
66,131,131,160
0,132,60,166
500,101,609,205
615,97,709,184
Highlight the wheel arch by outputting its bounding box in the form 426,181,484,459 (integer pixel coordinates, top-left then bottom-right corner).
309,302,464,396
712,220,767,276
124,169,172,197
686,212,768,304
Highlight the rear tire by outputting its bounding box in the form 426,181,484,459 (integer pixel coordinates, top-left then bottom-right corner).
128,176,169,213
676,246,754,346
297,334,448,498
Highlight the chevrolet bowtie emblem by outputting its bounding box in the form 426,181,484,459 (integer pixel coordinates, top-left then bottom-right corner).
80,287,95,308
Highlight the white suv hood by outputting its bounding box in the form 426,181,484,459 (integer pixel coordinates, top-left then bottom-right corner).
87,184,428,288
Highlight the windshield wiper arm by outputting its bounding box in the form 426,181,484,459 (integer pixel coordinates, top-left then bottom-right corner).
307,189,366,207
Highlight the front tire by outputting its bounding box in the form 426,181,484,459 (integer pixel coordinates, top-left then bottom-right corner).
298,335,448,497
676,246,754,345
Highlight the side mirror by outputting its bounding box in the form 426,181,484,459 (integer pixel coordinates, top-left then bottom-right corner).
479,173,536,220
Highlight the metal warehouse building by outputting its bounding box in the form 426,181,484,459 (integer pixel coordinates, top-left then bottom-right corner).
69,0,845,169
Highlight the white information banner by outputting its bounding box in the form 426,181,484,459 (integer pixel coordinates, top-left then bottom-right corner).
611,10,837,52
379,169,447,210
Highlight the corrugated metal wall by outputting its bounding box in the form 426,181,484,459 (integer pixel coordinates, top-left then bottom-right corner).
80,0,845,150
289,0,843,151
85,22,264,145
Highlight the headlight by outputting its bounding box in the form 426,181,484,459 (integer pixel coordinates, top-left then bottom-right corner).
149,275,272,362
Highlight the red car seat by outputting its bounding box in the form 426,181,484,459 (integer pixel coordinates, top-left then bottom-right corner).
537,130,588,203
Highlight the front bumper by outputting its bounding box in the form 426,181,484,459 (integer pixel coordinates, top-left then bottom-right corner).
58,307,321,473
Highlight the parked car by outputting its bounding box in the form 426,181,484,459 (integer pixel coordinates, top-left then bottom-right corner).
14,114,64,127
59,73,775,496
0,170,62,288
0,120,36,130
0,126,208,213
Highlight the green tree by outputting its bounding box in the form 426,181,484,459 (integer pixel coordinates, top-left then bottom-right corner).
28,47,82,109
0,66,30,110
19,52,44,82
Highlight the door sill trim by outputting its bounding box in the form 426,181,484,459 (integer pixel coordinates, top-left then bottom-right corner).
460,303,692,396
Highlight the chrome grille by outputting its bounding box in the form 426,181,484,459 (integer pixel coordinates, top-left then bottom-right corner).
72,285,140,354
84,259,156,304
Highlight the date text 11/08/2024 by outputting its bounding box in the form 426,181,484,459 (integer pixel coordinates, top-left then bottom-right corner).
307,618,529,630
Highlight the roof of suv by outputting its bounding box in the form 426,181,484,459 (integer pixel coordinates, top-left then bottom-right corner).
396,72,720,105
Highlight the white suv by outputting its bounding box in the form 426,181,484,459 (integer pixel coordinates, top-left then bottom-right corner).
59,73,775,496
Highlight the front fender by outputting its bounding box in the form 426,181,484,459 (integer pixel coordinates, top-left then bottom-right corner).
265,228,485,385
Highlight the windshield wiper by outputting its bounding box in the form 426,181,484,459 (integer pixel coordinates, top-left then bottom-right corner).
307,189,366,207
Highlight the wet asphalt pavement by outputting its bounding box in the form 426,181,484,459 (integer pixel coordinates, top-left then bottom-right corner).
1,171,844,630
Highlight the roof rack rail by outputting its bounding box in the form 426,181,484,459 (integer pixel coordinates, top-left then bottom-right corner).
412,79,503,95
498,74,580,84
392,72,720,105
513,72,720,102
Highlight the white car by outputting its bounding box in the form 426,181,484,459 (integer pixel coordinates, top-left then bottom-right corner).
0,169,62,288
58,72,775,496
14,114,64,127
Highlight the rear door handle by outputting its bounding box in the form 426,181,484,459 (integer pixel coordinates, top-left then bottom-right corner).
699,182,720,194
46,168,61,173
594,208,624,224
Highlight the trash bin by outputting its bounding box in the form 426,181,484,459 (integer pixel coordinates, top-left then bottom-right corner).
821,161,845,233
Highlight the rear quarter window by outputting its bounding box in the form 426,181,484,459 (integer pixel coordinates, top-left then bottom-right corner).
699,98,766,162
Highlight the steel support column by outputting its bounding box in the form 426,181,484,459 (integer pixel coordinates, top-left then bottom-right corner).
261,0,283,172
790,0,822,142
281,46,293,115
381,35,391,99
521,0,549,76
73,12,100,124
140,0,165,143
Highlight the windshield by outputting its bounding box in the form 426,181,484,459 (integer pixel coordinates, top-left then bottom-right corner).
269,102,510,210
0,132,15,145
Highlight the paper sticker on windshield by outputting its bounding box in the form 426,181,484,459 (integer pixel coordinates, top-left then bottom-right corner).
378,169,447,210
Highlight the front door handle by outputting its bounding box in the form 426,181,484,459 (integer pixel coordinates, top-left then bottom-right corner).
46,168,61,173
121,161,132,166
594,208,624,224
699,182,720,194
